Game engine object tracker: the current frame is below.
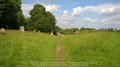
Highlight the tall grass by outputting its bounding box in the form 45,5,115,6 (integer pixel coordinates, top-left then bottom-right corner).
0,30,120,67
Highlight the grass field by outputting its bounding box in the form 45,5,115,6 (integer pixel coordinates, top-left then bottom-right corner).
0,30,120,67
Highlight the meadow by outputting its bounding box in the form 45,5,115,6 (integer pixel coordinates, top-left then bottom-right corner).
0,30,120,67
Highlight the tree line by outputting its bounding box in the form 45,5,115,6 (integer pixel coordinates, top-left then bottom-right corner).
0,0,25,29
56,27,120,35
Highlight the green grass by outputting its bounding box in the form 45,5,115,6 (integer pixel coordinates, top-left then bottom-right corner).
0,30,120,67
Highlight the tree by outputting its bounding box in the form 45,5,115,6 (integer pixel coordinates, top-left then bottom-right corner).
28,4,56,33
55,26,62,32
0,0,25,29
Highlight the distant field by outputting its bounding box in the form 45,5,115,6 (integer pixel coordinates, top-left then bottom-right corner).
0,30,120,67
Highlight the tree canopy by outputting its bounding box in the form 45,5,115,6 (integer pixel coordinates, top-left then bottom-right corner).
0,0,25,29
27,4,56,33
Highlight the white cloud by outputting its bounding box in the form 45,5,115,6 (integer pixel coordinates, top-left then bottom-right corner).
72,7,82,16
63,10,68,15
21,4,34,17
57,17,98,29
57,9,120,29
22,4,60,17
46,5,60,12
72,3,120,16
83,18,98,23
62,10,68,17
99,15,120,24
57,11,100,28
58,10,98,24
92,3,120,14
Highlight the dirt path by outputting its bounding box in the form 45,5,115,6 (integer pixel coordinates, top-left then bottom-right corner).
55,37,68,62
56,44,64,61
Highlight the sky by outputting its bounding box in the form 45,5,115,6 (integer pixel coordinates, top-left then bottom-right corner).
22,0,120,29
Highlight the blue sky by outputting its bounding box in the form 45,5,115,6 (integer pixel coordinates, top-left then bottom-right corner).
22,0,120,29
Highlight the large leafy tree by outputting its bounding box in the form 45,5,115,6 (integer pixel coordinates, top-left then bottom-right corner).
0,0,25,29
28,4,56,33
